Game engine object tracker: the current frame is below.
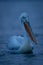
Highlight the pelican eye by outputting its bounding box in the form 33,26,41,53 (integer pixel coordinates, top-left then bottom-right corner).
22,16,27,20
22,16,26,19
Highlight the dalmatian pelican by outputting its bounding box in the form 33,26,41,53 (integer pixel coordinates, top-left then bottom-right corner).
7,12,37,53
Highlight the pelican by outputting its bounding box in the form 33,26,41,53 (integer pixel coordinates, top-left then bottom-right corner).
7,12,37,53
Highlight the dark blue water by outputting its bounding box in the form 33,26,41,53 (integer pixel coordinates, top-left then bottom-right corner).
0,1,43,65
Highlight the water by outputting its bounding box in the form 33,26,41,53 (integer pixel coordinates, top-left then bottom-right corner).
0,1,43,65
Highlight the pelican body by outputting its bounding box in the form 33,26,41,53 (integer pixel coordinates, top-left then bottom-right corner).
7,13,37,53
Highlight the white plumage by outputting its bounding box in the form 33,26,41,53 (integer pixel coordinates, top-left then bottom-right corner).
7,12,37,53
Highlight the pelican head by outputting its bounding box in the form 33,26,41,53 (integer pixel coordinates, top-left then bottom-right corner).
19,12,37,44
20,12,29,24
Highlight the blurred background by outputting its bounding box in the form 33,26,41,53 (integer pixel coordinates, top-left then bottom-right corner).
0,0,43,65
